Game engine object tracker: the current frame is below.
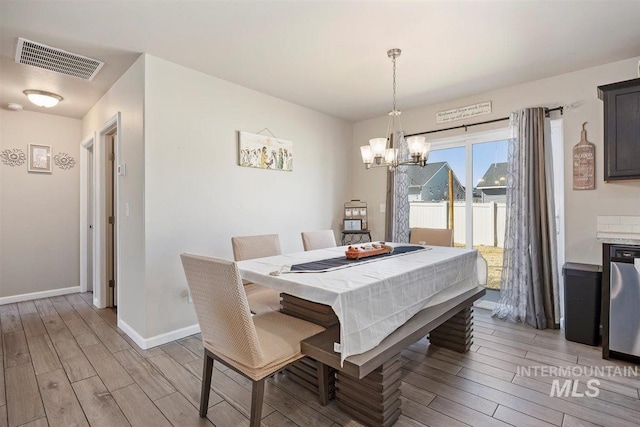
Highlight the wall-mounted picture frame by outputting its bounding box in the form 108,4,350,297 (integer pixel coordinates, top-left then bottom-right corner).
238,131,293,171
344,219,362,231
28,144,52,173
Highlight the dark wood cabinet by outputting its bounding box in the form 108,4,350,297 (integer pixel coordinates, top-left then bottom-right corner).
597,78,640,181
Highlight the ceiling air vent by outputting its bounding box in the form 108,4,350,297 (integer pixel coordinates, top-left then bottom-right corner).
15,38,104,81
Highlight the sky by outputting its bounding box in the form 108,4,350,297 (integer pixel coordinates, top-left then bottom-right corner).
426,139,509,186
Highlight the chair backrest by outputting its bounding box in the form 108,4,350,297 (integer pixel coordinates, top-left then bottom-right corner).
476,254,488,286
180,253,264,368
231,234,282,261
301,230,337,251
409,227,454,247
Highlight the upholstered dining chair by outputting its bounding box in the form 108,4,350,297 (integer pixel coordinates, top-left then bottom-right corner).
301,230,337,251
180,254,325,427
409,227,454,247
231,234,283,314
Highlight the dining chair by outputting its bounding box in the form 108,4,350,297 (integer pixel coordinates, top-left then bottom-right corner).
477,254,488,286
409,227,454,247
180,254,325,426
231,234,283,314
301,230,337,251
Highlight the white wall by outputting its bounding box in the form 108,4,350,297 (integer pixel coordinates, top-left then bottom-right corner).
143,55,352,337
82,55,146,334
0,110,81,298
352,56,640,265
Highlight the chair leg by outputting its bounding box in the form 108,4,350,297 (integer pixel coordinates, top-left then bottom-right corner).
250,379,265,427
199,352,214,417
317,361,330,406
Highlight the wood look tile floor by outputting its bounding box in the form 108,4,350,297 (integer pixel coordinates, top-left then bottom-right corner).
1,293,639,427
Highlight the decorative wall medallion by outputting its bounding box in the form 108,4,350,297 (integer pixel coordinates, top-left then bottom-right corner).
1,148,27,166
53,152,76,170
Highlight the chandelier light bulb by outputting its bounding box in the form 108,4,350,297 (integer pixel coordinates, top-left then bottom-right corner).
369,138,388,158
360,146,373,166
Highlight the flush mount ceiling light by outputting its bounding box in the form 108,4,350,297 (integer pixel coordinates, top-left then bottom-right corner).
360,49,431,170
23,90,63,108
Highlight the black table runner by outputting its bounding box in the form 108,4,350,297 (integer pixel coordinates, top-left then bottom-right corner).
290,245,424,272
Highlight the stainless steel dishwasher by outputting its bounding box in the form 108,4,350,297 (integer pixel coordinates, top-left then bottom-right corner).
609,245,640,359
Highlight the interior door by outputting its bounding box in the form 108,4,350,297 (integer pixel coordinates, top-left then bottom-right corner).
106,133,117,307
87,145,94,292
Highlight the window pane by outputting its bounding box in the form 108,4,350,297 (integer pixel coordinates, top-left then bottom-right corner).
472,140,508,290
409,147,465,242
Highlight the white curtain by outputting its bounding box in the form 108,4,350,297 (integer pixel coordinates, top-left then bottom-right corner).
493,108,560,329
385,131,410,243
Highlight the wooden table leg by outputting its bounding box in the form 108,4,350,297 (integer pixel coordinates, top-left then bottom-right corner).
334,354,402,427
428,305,474,352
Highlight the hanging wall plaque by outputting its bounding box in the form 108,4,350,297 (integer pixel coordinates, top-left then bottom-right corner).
573,122,595,190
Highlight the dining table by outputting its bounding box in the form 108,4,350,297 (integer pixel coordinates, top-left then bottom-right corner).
237,242,486,427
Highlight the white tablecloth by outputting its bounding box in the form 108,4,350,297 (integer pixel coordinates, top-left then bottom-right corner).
237,244,480,364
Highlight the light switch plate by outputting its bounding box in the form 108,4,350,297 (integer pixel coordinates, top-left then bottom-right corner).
637,60,640,77
380,203,386,213
117,163,126,176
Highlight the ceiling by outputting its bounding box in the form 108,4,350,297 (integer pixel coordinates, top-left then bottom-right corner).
1,1,640,122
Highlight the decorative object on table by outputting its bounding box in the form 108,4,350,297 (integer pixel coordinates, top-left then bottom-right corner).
27,144,52,173
53,152,76,170
1,148,26,167
237,129,293,171
359,48,431,170
572,122,595,190
345,242,393,259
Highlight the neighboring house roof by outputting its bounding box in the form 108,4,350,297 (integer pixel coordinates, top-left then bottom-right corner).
407,162,447,188
477,162,508,189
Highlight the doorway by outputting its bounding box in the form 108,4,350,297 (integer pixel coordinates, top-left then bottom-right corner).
105,131,117,308
80,137,94,294
80,112,121,309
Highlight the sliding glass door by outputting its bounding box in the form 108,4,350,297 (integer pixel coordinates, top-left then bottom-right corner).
408,128,510,292
407,122,565,307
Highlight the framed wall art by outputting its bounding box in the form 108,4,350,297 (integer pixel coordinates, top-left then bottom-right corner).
238,131,293,171
28,144,52,173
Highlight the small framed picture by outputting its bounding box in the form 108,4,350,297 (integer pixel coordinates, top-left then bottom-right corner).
28,144,52,173
344,219,362,231
345,208,352,217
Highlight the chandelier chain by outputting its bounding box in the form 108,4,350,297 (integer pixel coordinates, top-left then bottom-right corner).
392,55,397,112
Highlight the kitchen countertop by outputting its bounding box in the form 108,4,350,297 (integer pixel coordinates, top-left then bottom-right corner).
596,231,640,245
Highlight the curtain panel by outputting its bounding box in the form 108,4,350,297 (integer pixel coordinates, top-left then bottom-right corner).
493,108,560,329
385,131,410,243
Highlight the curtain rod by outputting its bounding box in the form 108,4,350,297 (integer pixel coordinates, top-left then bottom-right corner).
404,106,564,138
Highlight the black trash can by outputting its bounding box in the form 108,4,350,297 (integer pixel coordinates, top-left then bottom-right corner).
563,263,602,346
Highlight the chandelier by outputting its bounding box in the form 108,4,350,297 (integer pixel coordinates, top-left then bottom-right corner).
360,49,430,170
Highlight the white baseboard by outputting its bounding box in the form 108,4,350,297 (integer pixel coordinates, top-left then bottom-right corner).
0,286,81,305
117,319,201,350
